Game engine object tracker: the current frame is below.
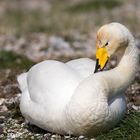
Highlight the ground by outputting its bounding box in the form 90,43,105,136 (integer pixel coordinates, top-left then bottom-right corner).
0,0,140,140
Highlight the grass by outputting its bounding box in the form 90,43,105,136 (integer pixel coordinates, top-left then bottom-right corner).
0,0,124,36
0,50,35,70
0,10,48,37
66,0,122,13
96,112,140,140
0,0,139,37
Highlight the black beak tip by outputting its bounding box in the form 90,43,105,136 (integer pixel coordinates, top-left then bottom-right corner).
94,59,100,73
94,68,98,73
94,58,109,73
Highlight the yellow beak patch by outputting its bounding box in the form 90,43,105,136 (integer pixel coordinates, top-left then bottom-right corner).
96,47,109,69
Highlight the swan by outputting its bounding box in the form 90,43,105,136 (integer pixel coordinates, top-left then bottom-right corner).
17,22,139,136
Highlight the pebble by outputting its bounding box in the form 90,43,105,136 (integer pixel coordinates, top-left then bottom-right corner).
0,116,5,124
0,134,4,138
51,134,56,138
0,105,8,115
49,36,71,50
64,135,71,139
51,135,56,140
0,127,3,134
132,105,139,111
44,133,51,139
7,133,16,139
31,136,34,139
0,98,5,105
79,135,84,139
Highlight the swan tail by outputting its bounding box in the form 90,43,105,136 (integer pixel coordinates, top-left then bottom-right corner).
17,73,47,129
17,72,28,92
20,90,49,131
17,73,50,131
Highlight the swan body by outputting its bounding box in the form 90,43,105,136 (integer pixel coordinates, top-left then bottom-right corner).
18,23,139,136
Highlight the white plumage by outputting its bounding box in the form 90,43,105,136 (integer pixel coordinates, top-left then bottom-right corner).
17,23,139,136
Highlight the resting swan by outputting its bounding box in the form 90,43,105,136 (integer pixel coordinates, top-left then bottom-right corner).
17,23,139,136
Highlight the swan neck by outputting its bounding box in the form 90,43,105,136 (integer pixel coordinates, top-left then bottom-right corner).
118,40,138,75
112,39,139,94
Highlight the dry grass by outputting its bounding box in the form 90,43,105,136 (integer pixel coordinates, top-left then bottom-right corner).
0,0,139,37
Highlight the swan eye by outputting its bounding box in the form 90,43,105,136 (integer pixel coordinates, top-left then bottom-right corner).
105,42,108,46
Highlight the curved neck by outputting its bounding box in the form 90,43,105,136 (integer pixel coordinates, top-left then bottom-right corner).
105,40,139,97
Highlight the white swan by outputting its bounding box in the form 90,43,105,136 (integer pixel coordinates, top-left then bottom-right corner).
17,23,139,136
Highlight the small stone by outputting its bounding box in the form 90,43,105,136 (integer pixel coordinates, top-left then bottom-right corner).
35,134,40,136
0,105,8,116
64,135,71,139
79,135,84,139
44,133,51,139
51,135,56,140
0,98,5,105
49,36,71,50
0,116,5,124
132,105,138,111
0,127,3,134
0,134,4,138
51,134,56,138
31,136,34,139
7,133,16,139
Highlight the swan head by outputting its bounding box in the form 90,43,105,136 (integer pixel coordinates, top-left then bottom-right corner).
94,22,132,73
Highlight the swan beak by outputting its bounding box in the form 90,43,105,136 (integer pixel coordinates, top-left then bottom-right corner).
94,47,109,73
